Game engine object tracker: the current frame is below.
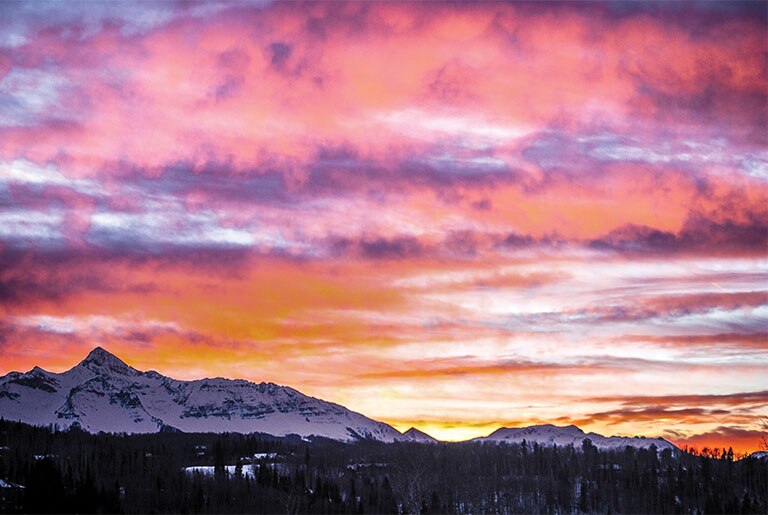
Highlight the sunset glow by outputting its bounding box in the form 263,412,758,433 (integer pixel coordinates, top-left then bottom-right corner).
1,1,766,455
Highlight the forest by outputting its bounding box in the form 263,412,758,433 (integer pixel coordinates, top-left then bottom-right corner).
0,419,765,514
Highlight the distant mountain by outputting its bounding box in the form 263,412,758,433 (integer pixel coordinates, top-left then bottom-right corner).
397,427,439,444
0,347,402,442
472,424,677,451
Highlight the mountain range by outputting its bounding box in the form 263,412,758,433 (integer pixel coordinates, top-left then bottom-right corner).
0,347,675,451
474,424,676,451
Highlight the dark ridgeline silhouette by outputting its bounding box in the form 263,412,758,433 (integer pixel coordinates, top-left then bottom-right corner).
0,419,765,514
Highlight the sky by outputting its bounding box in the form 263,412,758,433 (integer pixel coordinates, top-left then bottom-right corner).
0,1,766,454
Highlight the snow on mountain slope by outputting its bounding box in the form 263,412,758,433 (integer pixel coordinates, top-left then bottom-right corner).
0,347,402,442
472,424,677,451
397,427,439,444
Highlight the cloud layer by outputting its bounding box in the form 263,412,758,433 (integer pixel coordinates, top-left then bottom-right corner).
1,1,766,453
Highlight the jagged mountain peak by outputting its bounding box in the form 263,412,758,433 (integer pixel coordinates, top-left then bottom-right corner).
76,346,136,376
83,346,118,362
399,427,439,443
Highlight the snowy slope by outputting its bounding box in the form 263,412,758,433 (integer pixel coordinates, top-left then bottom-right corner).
0,347,402,442
472,424,677,451
397,427,439,444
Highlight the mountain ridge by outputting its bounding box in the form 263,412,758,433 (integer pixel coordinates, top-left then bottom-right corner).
1,347,677,451
0,347,402,442
473,423,676,451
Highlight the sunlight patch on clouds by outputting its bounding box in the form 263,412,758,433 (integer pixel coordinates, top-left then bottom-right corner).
88,208,259,248
376,109,534,144
13,314,179,335
0,210,65,243
1,159,99,194
0,69,72,127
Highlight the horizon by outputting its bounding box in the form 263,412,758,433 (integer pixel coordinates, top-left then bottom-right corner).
4,344,762,455
0,0,766,458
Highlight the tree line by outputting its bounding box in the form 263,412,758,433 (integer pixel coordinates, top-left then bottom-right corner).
0,419,765,514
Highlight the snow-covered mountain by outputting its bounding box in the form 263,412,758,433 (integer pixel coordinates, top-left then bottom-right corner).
472,424,677,451
397,427,439,444
0,347,402,442
0,348,681,450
